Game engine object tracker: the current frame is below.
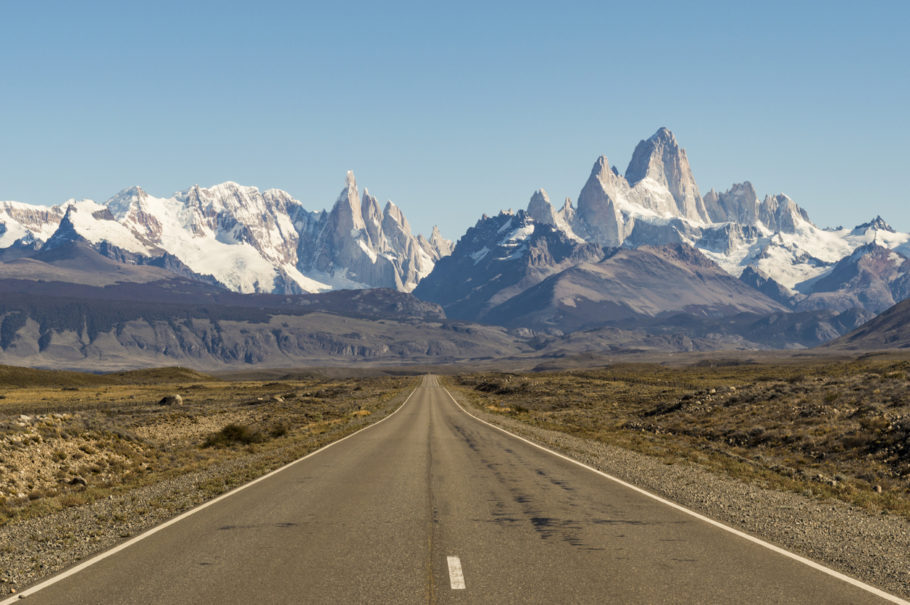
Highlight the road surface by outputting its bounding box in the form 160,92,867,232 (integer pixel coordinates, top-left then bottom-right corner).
11,375,901,604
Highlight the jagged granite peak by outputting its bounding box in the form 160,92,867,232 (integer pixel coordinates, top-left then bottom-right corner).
413,210,603,321
625,127,707,222
381,200,416,257
0,172,441,296
427,225,454,257
360,188,383,248
293,171,448,292
527,189,557,225
39,206,85,251
574,156,627,246
382,200,409,231
330,171,367,235
759,193,812,234
852,215,895,234
704,182,760,225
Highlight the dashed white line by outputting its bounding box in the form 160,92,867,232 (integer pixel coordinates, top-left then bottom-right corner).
447,555,466,590
440,383,909,605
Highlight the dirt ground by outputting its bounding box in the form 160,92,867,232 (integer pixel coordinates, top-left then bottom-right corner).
451,353,910,519
0,367,414,526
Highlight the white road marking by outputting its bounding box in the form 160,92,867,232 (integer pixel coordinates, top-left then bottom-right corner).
441,383,909,605
447,555,466,590
0,383,423,605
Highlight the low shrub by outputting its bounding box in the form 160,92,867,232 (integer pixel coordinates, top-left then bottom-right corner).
203,424,263,448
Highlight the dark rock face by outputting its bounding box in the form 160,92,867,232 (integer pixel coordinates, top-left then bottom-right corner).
739,267,794,307
829,297,910,350
797,244,910,314
478,244,787,331
413,211,602,321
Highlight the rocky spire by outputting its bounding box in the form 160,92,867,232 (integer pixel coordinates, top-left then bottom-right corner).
428,225,453,256
625,127,707,222
330,170,366,237
707,181,760,225
526,188,557,225
574,156,626,246
759,193,811,233
360,188,382,247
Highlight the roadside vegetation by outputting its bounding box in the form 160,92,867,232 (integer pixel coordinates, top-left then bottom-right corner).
0,366,414,527
448,354,910,519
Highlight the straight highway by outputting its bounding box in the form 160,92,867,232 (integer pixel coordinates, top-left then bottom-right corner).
10,376,901,604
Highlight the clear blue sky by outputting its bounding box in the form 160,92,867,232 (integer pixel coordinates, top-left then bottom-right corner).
1,1,908,239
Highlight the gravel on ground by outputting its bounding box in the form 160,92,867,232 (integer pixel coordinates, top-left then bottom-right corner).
457,397,910,600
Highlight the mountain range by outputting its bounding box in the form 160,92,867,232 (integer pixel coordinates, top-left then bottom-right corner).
0,172,451,294
0,127,907,367
420,128,909,316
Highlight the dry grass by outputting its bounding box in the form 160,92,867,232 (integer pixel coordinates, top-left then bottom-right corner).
449,355,910,519
0,368,414,525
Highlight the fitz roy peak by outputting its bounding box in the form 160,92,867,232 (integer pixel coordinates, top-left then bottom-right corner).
0,173,450,294
496,127,909,314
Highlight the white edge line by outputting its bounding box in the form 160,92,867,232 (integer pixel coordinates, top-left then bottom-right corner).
441,384,909,605
446,555,466,590
1,383,422,605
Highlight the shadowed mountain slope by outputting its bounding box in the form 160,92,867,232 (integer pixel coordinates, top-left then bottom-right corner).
828,298,910,350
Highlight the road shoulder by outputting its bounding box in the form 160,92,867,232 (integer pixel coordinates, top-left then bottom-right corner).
443,381,910,600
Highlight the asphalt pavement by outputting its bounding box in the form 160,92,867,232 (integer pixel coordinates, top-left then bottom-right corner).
9,375,902,604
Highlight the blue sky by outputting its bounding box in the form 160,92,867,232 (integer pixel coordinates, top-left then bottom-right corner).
1,1,908,239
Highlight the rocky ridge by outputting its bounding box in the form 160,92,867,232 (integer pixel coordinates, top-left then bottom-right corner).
0,174,451,295
423,128,909,322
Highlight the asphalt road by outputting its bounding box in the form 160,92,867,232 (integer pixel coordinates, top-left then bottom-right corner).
12,376,901,604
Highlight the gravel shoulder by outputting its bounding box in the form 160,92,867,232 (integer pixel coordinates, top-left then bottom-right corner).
0,384,412,597
448,384,910,600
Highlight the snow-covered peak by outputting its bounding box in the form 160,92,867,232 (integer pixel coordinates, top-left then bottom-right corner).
704,182,760,224
852,215,895,234
47,199,153,255
625,127,706,222
0,174,439,296
105,186,151,221
0,201,65,248
759,193,812,234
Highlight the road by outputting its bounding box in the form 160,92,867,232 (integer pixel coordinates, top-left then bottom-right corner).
11,375,901,604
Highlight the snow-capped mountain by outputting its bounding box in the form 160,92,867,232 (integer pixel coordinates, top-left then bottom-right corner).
1,126,905,319
413,210,602,321
0,173,450,294
502,127,909,313
414,209,788,331
0,202,64,249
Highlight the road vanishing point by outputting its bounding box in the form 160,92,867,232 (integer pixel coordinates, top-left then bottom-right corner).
8,376,905,604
